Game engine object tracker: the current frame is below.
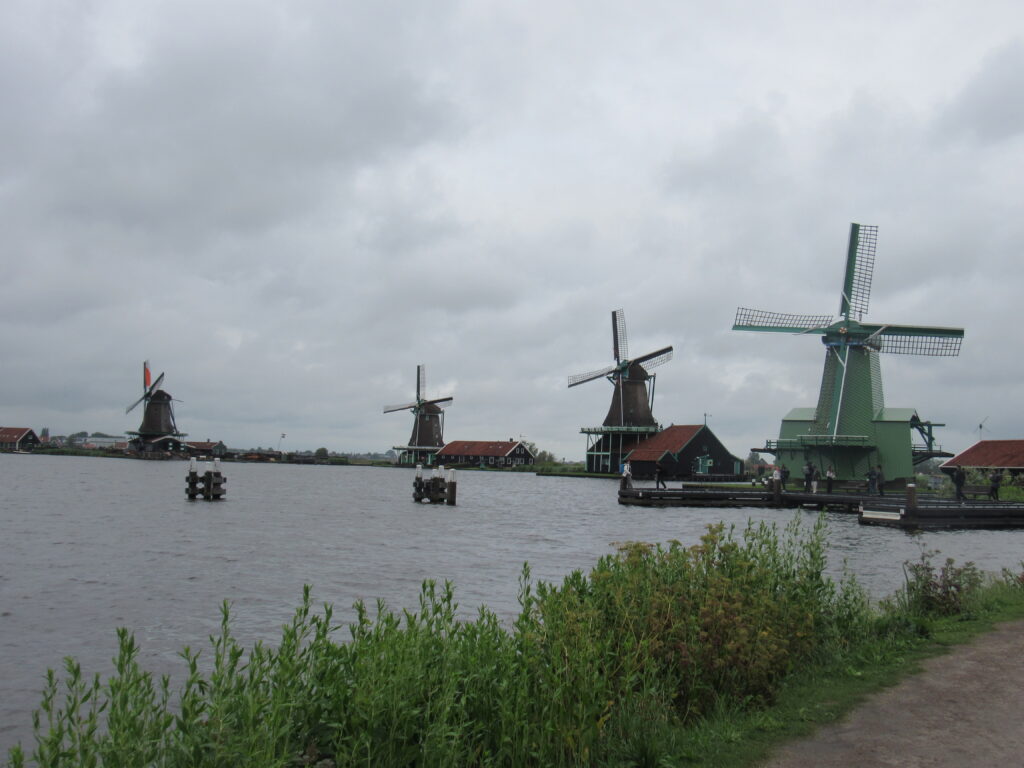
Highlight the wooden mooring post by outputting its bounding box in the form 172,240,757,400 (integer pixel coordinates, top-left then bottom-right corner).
186,458,227,501
413,465,457,505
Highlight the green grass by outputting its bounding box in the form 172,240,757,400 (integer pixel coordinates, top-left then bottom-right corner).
8,517,1024,768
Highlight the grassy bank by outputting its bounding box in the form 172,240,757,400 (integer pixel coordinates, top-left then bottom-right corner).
8,517,1024,767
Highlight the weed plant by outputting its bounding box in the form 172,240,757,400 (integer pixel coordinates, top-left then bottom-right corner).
7,516,1022,768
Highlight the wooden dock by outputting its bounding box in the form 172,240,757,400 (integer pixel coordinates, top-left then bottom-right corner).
617,483,866,511
617,481,1024,529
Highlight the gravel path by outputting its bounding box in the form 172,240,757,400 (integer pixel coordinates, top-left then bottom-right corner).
759,619,1024,767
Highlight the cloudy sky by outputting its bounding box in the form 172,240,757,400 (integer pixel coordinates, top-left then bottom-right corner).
2,1,1022,460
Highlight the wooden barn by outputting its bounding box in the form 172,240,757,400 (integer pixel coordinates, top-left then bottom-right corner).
0,427,40,452
624,424,742,481
941,441,1024,478
436,440,535,468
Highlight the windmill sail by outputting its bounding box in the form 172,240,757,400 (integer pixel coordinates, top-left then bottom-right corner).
840,223,876,319
862,324,963,356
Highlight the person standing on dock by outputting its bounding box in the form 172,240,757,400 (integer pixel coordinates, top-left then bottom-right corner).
803,462,814,492
621,461,633,490
877,465,885,496
826,465,836,494
811,466,821,493
867,466,878,494
654,461,667,489
953,465,967,502
781,465,790,489
989,469,1002,501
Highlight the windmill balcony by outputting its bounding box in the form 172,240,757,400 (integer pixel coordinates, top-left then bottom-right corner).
580,425,662,435
766,435,872,451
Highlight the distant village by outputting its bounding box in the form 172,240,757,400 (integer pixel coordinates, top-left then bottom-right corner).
0,427,399,464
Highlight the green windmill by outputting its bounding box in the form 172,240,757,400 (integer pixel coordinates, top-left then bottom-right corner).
733,223,964,484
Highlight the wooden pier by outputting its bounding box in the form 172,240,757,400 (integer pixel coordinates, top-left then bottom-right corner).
858,483,1024,529
618,481,864,511
618,480,1024,529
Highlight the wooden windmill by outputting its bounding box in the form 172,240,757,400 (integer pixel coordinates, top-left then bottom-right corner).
568,309,673,473
383,364,453,466
126,360,186,453
733,223,963,482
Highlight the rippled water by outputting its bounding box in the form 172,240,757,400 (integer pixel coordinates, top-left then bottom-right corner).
3,453,1023,751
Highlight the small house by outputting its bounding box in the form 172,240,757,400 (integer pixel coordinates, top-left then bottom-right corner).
624,424,742,480
186,440,229,458
0,427,41,452
436,440,535,468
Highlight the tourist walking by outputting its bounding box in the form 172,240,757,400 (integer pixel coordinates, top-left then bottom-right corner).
811,466,821,494
781,465,790,489
877,464,885,496
953,465,967,502
654,461,667,489
989,469,1002,501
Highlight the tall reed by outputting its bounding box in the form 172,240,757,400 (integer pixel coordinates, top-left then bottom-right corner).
8,516,997,768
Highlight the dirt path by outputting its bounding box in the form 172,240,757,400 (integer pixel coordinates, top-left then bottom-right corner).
759,619,1024,767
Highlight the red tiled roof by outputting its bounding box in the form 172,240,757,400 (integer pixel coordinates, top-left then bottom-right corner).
438,440,525,458
626,425,704,462
0,427,32,441
942,440,1024,469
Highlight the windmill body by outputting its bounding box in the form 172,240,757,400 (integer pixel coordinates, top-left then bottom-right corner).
126,361,186,455
569,310,672,473
384,365,453,466
733,223,963,483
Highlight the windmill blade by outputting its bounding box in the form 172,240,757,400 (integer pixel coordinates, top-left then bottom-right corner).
147,372,165,396
839,222,877,319
862,323,964,356
611,309,629,362
383,401,418,414
125,392,147,414
733,307,833,334
568,364,617,388
422,396,454,409
416,364,426,402
635,346,673,373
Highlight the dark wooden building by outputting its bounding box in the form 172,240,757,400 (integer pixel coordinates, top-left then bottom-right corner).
185,440,229,458
624,424,742,480
0,427,41,452
436,440,535,468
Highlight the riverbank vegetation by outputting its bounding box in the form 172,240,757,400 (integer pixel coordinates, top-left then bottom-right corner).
8,517,1024,768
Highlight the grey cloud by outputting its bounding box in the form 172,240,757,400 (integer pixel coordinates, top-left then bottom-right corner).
933,40,1024,144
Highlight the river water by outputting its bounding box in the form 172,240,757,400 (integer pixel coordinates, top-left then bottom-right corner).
2,453,1022,752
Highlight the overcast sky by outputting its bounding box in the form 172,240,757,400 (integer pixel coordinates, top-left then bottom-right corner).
2,1,1022,460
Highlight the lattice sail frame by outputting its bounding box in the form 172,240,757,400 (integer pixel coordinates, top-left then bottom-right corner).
843,223,877,319
866,328,963,356
637,348,673,374
612,309,629,362
733,307,833,331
